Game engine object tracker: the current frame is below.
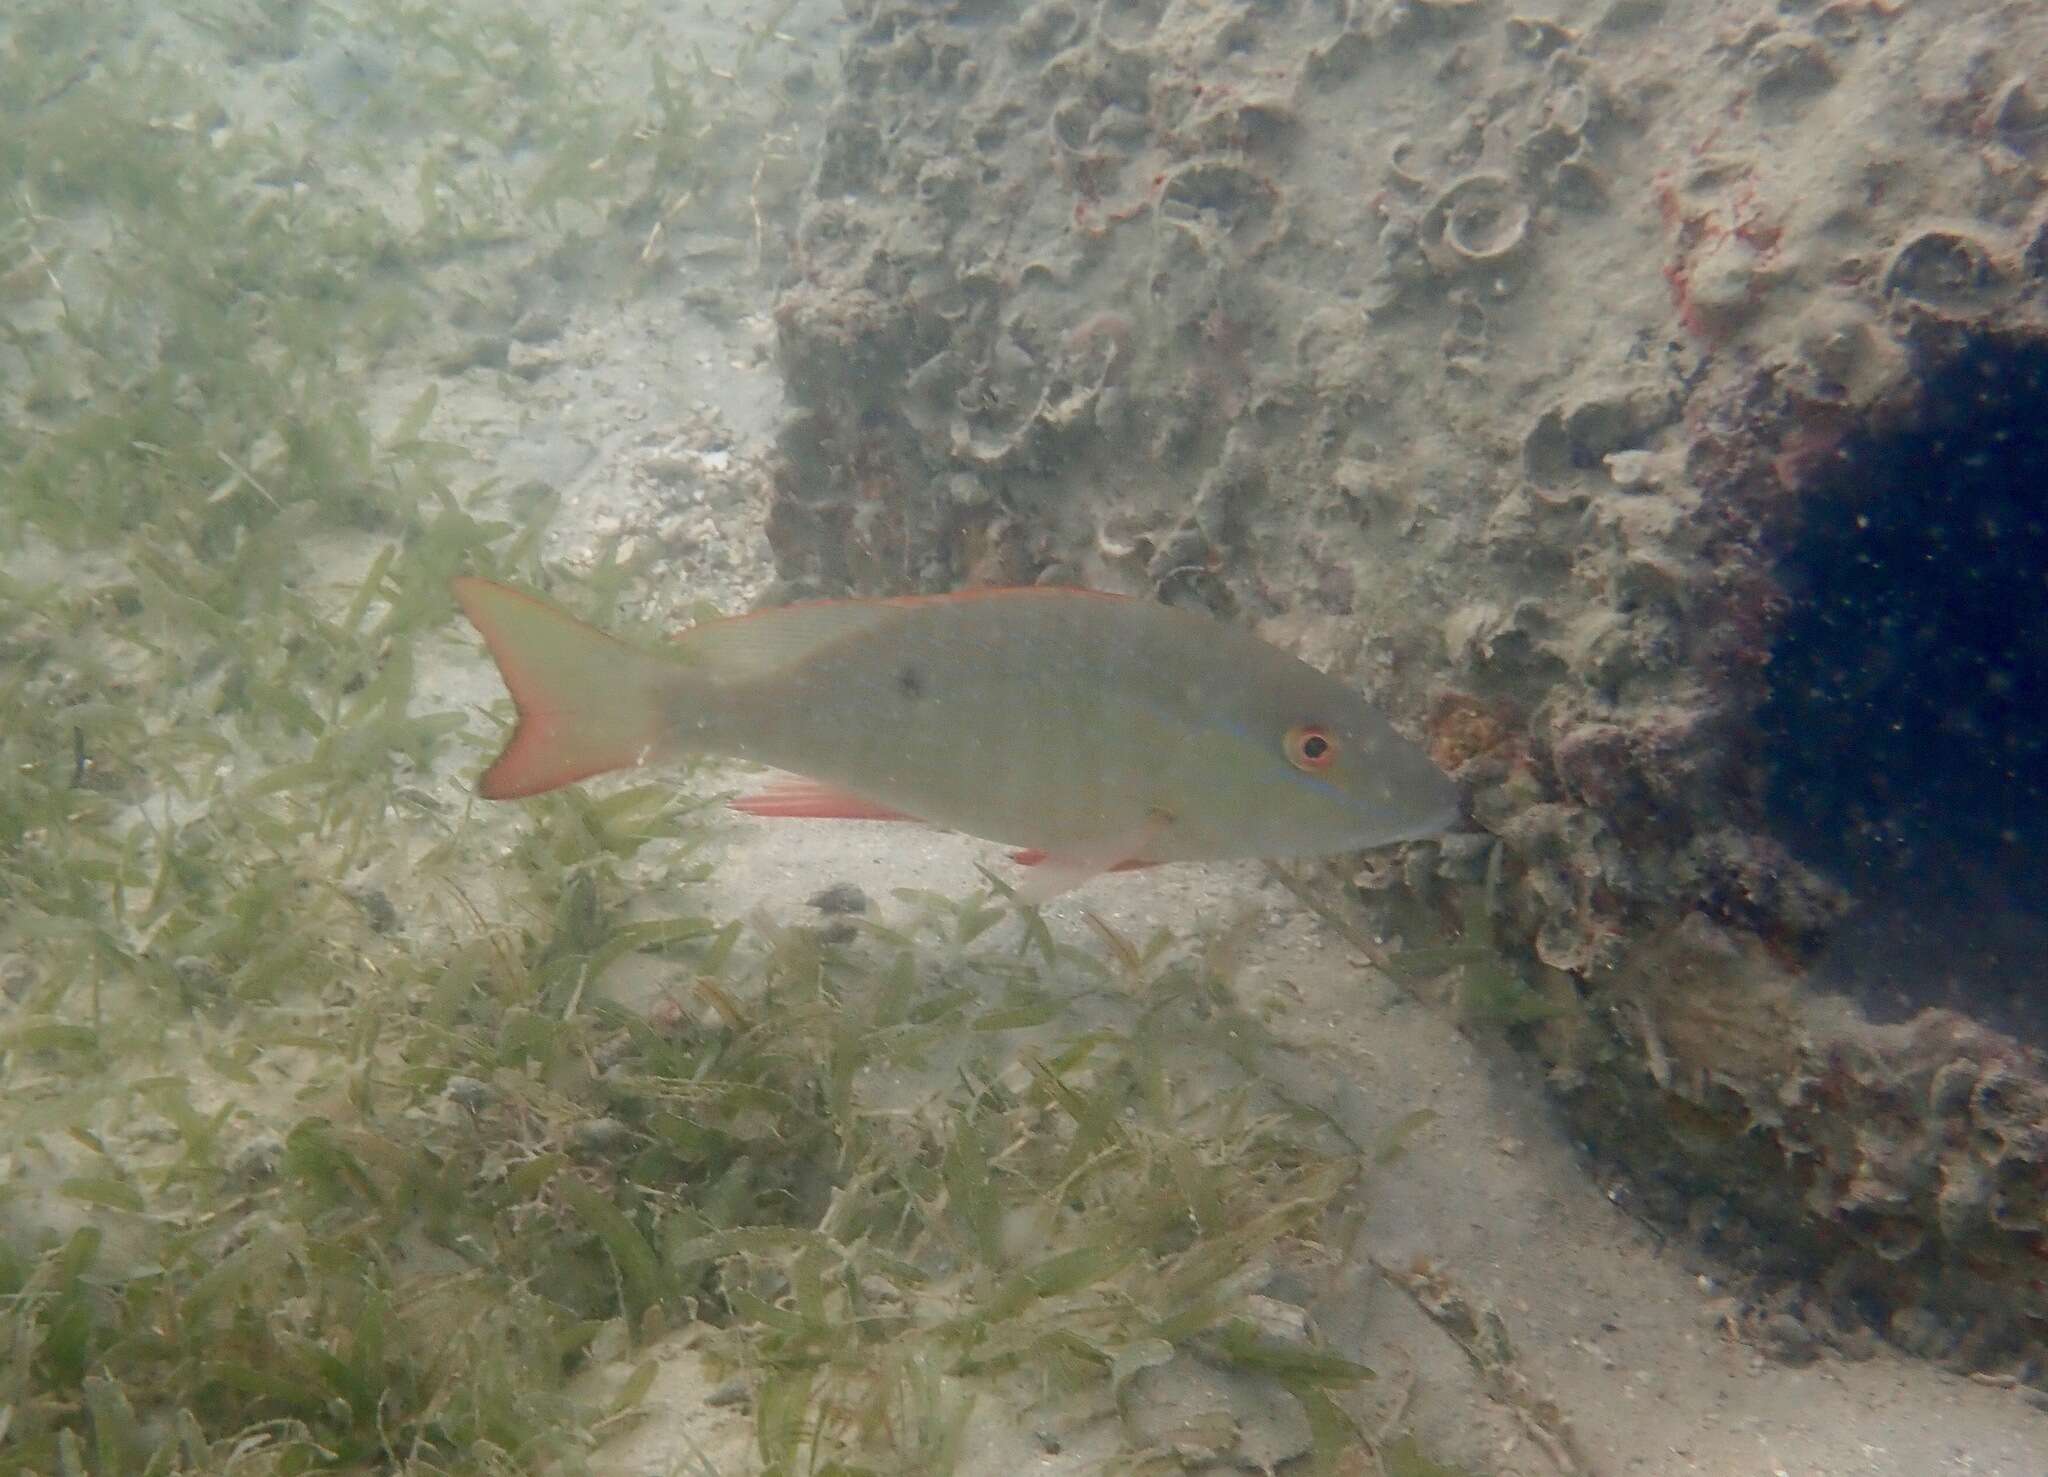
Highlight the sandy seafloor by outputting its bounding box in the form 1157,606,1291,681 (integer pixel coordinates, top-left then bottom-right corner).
4,0,2044,1471
600,822,2044,1477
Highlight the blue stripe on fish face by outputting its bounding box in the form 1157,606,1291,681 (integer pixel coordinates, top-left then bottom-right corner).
1205,712,1348,805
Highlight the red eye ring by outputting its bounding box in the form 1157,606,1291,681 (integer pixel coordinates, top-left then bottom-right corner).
1285,724,1336,772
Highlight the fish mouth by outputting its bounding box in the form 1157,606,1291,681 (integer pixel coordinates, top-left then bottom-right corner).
1370,801,1464,848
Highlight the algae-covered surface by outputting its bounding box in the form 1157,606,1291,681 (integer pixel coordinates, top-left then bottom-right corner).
0,1,2042,1474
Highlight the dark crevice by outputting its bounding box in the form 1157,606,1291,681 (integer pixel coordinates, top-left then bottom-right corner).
1758,332,2048,1037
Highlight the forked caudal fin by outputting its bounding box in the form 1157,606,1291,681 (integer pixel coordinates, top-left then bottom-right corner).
451,576,679,799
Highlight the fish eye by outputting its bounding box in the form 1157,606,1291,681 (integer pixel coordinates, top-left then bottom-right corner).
1285,724,1336,772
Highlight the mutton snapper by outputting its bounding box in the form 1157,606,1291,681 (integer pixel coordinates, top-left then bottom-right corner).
452,577,1459,901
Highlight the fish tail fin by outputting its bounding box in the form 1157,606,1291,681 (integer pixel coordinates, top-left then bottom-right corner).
452,576,684,799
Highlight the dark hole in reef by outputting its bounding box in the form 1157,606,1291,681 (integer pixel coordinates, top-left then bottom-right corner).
1758,331,2048,1039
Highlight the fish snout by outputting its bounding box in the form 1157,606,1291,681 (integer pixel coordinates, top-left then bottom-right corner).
1360,750,1463,847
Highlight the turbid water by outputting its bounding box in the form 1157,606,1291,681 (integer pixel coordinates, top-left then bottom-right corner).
1,1,2042,1473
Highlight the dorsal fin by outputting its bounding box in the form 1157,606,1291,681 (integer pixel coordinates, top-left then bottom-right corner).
675,587,1132,681
675,600,902,679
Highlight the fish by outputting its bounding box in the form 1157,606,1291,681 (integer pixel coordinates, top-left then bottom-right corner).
451,576,1460,902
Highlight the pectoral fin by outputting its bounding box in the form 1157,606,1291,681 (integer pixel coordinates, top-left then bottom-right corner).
729,775,922,822
1009,851,1157,874
1008,809,1174,905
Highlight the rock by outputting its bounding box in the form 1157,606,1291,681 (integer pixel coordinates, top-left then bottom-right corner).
768,0,2048,1373
1121,1354,1312,1473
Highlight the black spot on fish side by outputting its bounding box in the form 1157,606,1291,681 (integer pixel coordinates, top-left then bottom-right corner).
897,666,924,700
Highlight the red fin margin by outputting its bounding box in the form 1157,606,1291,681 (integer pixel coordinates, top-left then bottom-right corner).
1006,809,1176,904
452,575,674,800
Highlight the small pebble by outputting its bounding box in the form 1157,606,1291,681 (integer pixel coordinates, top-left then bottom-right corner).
0,953,39,1001
350,887,399,934
171,955,219,994
444,1075,492,1111
808,882,869,915
1240,1293,1314,1348
570,1117,632,1154
706,1377,752,1409
229,1134,284,1183
1763,1311,1820,1364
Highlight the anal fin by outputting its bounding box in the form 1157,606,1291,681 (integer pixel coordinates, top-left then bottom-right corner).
1008,810,1174,905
